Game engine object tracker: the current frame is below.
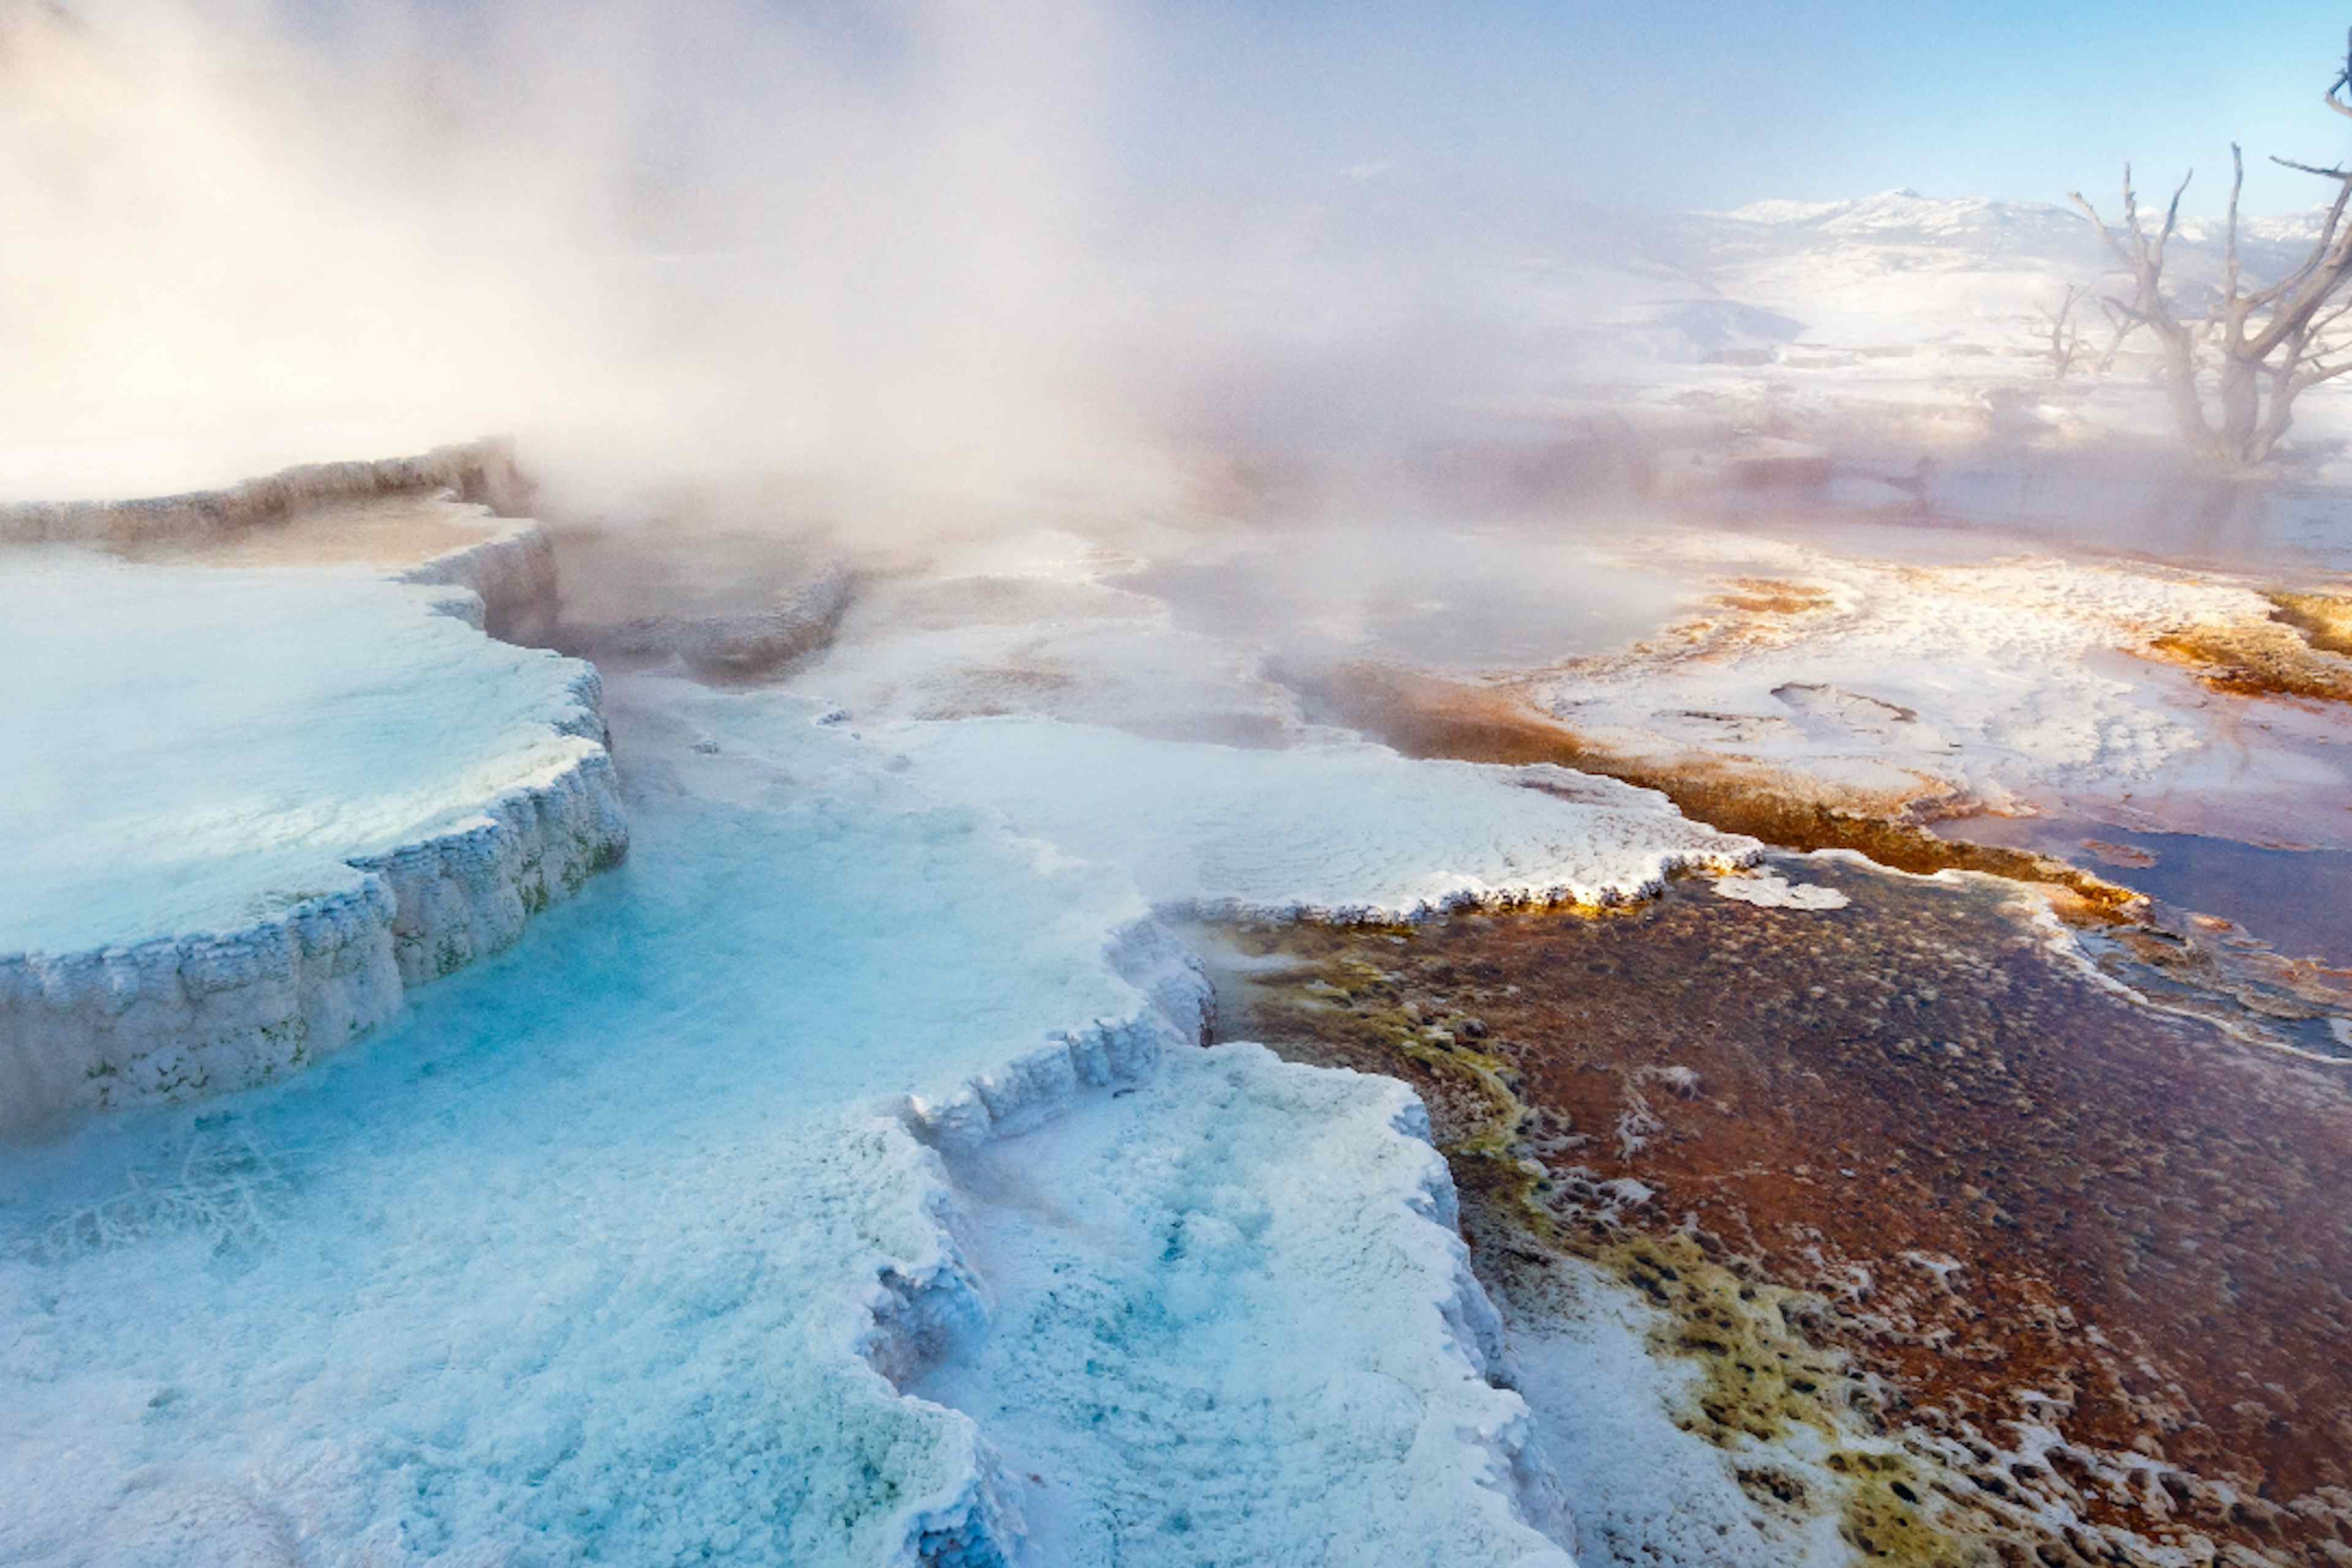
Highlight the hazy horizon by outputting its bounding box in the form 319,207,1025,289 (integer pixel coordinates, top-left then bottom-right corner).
10,0,2352,516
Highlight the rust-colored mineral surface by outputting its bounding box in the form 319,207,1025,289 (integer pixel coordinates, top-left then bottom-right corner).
1202,858,2352,1566
1290,660,2143,918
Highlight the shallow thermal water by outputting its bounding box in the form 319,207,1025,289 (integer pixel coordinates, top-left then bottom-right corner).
2,681,1149,1564
1921,461,2352,576
1942,813,2352,969
0,551,598,952
0,673,1596,1567
1115,520,1694,672
1725,456,2352,577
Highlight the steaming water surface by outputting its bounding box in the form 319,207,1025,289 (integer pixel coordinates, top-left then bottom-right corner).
0,704,1142,1562
1117,521,1692,672
1726,460,2352,576
1923,465,2352,575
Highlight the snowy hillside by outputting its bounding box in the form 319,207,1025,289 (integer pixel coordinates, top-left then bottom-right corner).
1494,186,2339,377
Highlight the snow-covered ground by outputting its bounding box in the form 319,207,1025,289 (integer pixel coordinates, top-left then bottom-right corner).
1477,185,2352,564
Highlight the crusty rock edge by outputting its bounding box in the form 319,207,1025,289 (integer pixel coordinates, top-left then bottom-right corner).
0,528,625,1136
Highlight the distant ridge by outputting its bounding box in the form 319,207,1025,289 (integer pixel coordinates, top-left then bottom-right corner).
1717,186,2330,245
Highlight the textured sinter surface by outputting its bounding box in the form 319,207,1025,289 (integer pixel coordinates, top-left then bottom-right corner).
1,556,601,951
0,676,1574,1568
1533,536,2320,823
110,491,504,570
0,549,619,1126
0,442,524,539
914,1042,1574,1567
542,519,854,682
784,525,1317,747
880,715,1755,922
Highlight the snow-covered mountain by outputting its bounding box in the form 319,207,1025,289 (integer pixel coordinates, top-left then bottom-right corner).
1684,187,2330,344
1713,184,2329,263
1721,187,2090,249
1476,185,2348,400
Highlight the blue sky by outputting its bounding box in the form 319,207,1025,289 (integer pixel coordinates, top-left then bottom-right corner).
1123,1,2352,214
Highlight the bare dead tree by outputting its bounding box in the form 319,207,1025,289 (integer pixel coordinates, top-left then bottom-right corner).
2068,28,2352,468
2039,283,2087,378
2092,296,2141,373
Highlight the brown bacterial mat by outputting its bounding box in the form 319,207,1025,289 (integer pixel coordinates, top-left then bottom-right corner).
1197,856,2352,1566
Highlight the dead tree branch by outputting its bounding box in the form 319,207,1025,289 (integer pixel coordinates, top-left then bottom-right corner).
2070,39,2352,468
2040,283,2088,377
